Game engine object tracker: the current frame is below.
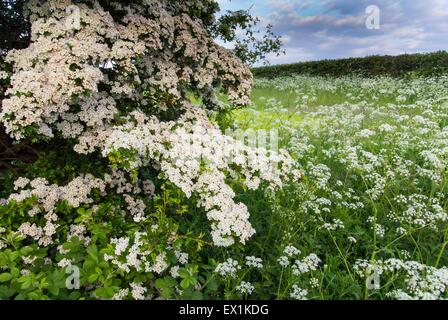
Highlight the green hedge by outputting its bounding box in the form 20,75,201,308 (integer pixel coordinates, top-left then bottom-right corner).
251,51,448,78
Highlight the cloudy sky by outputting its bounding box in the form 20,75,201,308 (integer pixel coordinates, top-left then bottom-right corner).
217,0,448,65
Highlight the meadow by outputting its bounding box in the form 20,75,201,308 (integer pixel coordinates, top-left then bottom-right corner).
224,74,448,299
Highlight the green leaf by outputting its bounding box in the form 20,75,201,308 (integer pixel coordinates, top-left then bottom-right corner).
155,277,176,298
180,278,191,289
155,278,167,290
19,246,34,256
0,285,16,299
47,270,67,296
87,245,99,264
191,291,203,300
0,273,12,282
179,268,190,279
88,273,100,282
0,253,8,266
206,280,218,291
19,276,34,290
94,286,117,299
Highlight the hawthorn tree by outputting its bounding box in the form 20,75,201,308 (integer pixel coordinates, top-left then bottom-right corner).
0,0,284,171
0,0,295,299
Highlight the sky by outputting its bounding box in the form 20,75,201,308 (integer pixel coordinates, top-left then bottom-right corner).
217,0,448,65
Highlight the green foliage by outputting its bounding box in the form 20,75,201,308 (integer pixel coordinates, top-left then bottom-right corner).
214,9,284,66
0,143,324,300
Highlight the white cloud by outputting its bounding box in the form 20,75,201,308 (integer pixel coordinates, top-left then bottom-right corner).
219,0,448,64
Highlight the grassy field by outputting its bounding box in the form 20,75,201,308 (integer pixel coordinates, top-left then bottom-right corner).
225,74,448,299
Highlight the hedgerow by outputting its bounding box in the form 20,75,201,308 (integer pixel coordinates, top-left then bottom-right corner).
252,51,448,79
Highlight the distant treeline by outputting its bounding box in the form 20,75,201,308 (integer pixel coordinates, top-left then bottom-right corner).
251,51,448,78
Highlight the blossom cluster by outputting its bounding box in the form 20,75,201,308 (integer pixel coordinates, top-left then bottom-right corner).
0,0,297,248
102,106,298,246
1,0,253,141
215,258,241,278
8,175,105,246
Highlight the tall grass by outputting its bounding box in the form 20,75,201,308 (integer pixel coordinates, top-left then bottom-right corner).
228,74,448,299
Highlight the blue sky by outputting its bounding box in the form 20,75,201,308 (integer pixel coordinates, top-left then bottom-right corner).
217,0,448,65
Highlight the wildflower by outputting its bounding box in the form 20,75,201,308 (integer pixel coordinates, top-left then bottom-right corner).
245,256,263,268
236,281,255,295
290,285,308,300
278,256,290,268
112,289,129,300
348,236,357,244
292,254,321,276
284,246,301,257
215,258,241,278
310,278,320,288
